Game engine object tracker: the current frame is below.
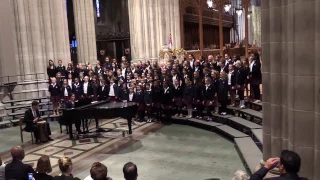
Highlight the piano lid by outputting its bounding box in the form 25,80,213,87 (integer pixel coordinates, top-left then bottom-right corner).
94,102,136,109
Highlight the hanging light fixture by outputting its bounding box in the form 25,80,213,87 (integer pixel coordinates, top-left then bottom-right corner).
207,0,213,8
236,8,243,16
224,1,232,12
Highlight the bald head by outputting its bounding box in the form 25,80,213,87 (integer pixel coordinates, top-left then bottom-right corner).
11,146,25,161
123,162,138,180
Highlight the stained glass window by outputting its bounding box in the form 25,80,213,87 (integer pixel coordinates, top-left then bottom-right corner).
96,0,100,17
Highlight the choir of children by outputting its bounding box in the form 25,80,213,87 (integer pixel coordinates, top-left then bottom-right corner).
47,53,260,122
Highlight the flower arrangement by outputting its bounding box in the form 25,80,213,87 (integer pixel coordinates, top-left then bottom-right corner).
159,48,186,58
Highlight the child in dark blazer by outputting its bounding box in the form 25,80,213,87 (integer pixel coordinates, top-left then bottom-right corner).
72,78,83,100
228,64,236,106
218,72,229,115
161,81,173,125
202,77,214,121
144,84,152,123
49,77,60,115
60,79,72,104
172,79,183,117
135,85,145,122
183,79,193,118
97,80,108,101
128,88,136,102
152,81,162,122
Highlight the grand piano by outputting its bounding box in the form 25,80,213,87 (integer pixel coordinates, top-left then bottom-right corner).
62,99,137,139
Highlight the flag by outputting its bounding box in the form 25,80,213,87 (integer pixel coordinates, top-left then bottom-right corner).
169,33,173,49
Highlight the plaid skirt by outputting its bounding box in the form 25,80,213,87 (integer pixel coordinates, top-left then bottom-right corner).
203,100,212,107
183,96,193,105
138,103,145,111
153,102,161,108
50,96,60,103
63,96,69,102
174,97,183,107
108,96,117,102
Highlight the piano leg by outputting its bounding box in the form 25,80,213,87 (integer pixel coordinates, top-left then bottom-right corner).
68,123,73,140
127,117,132,134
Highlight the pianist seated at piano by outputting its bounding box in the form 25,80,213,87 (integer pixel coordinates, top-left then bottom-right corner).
23,101,53,144
65,94,82,134
65,94,76,109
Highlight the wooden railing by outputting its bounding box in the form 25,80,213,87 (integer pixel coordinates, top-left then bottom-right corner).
186,47,245,59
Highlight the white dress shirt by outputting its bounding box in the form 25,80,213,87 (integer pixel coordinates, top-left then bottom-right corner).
250,60,255,72
164,87,169,94
83,82,88,94
220,66,225,72
205,84,210,90
172,75,177,83
129,93,134,101
190,59,194,69
121,68,126,77
32,109,36,117
64,87,68,96
109,83,115,96
228,71,233,85
68,79,73,89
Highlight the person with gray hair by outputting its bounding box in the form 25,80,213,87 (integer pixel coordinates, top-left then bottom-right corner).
232,170,249,180
4,146,34,180
0,156,5,180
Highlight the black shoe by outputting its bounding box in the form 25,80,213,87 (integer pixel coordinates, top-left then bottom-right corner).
48,137,54,141
35,139,41,144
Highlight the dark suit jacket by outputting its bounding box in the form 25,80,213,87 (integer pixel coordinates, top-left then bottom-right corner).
106,84,119,97
97,86,108,100
249,167,307,180
53,175,80,180
23,108,40,131
60,86,72,97
202,84,214,101
250,60,262,85
65,101,75,109
221,65,229,73
82,82,93,96
34,173,53,180
72,84,83,97
5,159,35,180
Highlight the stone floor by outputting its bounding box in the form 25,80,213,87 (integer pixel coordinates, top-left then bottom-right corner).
76,124,246,180
0,120,246,180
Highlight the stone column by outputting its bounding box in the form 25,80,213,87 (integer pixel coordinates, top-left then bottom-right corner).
0,0,19,78
11,0,70,79
128,0,181,63
73,0,97,64
262,0,319,179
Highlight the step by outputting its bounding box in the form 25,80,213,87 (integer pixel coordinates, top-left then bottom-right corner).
248,101,262,107
228,116,262,129
251,129,263,144
239,109,262,119
211,113,233,119
235,137,262,174
216,125,249,138
188,118,223,127
2,97,48,104
4,102,51,110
